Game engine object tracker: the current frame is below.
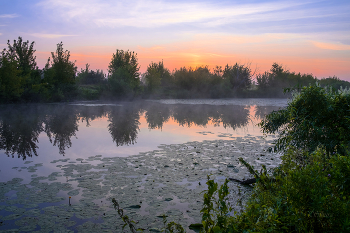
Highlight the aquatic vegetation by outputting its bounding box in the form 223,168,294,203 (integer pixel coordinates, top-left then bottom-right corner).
0,137,276,231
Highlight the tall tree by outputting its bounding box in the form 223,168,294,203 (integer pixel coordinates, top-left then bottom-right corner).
0,54,23,102
0,37,43,102
144,61,171,93
43,42,77,101
4,37,37,76
108,49,141,97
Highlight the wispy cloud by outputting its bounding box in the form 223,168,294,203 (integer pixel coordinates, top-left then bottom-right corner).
38,0,332,28
312,41,350,50
0,14,19,18
29,33,78,39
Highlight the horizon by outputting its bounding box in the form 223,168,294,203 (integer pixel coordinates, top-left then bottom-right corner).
1,0,349,80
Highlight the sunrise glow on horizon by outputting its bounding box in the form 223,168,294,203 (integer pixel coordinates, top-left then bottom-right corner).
1,0,349,80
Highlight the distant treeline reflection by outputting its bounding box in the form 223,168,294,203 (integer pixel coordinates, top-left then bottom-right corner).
0,103,273,159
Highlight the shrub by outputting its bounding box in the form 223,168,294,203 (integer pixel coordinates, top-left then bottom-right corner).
259,84,350,155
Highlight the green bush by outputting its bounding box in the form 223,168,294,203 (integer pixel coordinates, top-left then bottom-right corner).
195,149,350,233
243,149,349,232
78,86,102,100
259,84,350,155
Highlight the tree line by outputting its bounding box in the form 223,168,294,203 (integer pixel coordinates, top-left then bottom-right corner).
1,37,349,103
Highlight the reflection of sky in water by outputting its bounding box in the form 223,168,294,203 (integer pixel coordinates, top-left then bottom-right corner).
0,101,285,182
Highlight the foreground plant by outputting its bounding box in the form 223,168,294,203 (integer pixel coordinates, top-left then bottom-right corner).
234,149,350,232
200,176,231,232
112,198,185,232
259,83,350,155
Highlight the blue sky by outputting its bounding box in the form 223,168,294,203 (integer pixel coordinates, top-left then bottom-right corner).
1,0,350,79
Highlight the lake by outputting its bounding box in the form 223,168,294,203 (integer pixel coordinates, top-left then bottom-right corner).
0,98,287,232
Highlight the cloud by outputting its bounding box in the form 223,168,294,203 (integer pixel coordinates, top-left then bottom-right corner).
38,0,330,28
312,41,350,50
29,33,78,39
0,14,19,18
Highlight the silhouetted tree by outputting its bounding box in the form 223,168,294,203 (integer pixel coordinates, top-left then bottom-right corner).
0,53,23,102
43,42,77,101
108,50,141,97
144,61,172,93
77,63,106,85
0,37,45,102
222,63,252,91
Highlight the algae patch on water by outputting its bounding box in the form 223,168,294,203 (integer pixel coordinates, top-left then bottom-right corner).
0,137,279,232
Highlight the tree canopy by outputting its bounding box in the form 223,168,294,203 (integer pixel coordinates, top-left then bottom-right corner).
107,49,141,97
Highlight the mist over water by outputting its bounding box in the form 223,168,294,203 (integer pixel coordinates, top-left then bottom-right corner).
0,100,286,160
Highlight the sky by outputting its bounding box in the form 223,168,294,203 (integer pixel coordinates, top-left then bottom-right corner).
0,0,350,80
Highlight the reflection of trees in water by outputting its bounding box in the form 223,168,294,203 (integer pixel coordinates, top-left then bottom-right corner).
0,101,259,159
217,106,250,129
43,106,79,155
144,103,171,129
254,106,281,120
170,105,250,130
0,103,143,159
172,105,211,127
0,106,43,159
108,105,142,146
77,106,109,127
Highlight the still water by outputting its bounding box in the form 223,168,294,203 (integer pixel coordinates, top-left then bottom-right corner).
0,99,287,231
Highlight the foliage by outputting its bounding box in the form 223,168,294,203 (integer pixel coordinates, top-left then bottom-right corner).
77,86,102,100
231,150,350,232
200,176,231,233
108,49,141,98
4,37,37,76
144,61,171,93
256,63,316,97
110,81,350,233
76,63,106,85
259,84,350,155
112,198,185,232
112,198,140,233
0,37,46,102
318,76,350,90
173,66,212,92
43,42,77,101
0,54,23,102
75,63,106,100
222,63,252,91
187,150,350,233
1,36,350,102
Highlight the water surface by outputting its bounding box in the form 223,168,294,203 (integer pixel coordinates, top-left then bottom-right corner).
0,99,287,231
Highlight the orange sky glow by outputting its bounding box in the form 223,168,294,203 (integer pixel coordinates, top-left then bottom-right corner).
2,0,349,80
